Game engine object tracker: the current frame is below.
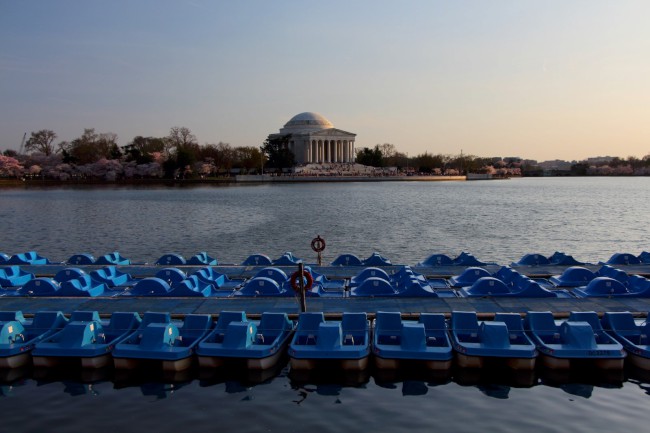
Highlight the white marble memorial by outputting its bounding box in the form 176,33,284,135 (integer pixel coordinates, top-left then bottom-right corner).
268,112,357,164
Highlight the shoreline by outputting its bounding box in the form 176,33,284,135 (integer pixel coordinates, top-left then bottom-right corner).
0,175,467,188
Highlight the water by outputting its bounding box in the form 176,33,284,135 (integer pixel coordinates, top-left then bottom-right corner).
1,177,648,265
1,177,650,432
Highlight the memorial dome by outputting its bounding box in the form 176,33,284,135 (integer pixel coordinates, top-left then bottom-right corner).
279,112,334,134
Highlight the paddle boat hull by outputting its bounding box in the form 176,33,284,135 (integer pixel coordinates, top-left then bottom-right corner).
196,312,294,370
289,312,370,371
601,311,650,370
372,312,453,370
113,313,212,372
32,311,141,369
0,311,69,368
450,312,537,370
525,311,626,370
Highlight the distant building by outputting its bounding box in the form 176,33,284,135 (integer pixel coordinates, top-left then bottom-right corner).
268,112,357,164
586,156,615,164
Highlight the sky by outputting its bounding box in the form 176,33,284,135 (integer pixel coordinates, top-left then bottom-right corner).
1,1,649,162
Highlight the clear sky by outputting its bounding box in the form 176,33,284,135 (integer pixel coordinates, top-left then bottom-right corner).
1,1,649,162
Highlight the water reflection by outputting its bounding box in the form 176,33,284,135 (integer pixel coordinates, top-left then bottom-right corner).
538,366,624,399
453,367,538,399
289,368,369,404
373,367,451,397
0,362,645,404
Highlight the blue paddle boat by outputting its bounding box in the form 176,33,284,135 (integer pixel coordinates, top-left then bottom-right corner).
129,277,173,296
94,251,131,265
604,252,641,266
168,276,212,297
32,311,141,368
549,266,597,287
601,312,650,370
416,253,455,267
53,267,87,283
572,277,631,298
66,253,96,265
155,253,187,266
450,311,537,369
89,266,132,288
186,252,218,266
372,312,452,370
7,251,51,265
448,267,492,288
0,266,34,287
548,251,585,266
458,277,561,298
525,311,625,369
155,267,187,285
196,311,295,369
112,313,212,371
362,252,392,266
58,275,107,297
331,253,364,266
241,254,273,266
288,312,370,371
0,311,68,368
18,277,60,296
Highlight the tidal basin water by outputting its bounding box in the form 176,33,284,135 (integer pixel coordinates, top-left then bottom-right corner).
1,176,648,265
1,177,650,432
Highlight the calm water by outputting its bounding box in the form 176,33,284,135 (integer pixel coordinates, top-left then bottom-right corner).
1,177,650,432
0,177,648,265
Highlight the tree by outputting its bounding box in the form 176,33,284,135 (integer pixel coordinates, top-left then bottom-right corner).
25,129,57,156
162,127,200,178
261,134,295,171
65,128,119,165
167,126,197,155
0,155,23,177
123,136,166,164
234,146,264,173
414,152,444,173
355,145,383,167
200,142,234,174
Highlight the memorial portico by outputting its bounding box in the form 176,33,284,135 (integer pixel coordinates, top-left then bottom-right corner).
268,112,357,164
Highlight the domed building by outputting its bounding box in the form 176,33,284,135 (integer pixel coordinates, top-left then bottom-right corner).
268,112,357,164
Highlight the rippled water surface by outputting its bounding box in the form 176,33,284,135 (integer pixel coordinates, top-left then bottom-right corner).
1,177,648,265
1,177,650,432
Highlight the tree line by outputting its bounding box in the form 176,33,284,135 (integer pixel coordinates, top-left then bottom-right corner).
1,127,266,180
1,127,649,179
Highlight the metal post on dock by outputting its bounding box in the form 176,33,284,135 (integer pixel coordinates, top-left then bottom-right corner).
298,262,307,312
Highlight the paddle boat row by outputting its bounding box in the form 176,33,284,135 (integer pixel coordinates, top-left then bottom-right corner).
3,249,650,268
2,310,645,373
3,262,650,299
0,310,295,372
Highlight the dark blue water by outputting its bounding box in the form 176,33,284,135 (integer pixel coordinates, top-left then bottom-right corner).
2,364,650,433
1,177,650,432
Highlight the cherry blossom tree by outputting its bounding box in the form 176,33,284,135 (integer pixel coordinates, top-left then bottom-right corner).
0,155,23,177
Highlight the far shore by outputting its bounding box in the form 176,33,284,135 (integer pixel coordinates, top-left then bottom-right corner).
0,175,468,187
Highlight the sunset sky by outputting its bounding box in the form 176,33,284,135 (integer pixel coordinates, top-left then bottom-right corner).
1,1,649,162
